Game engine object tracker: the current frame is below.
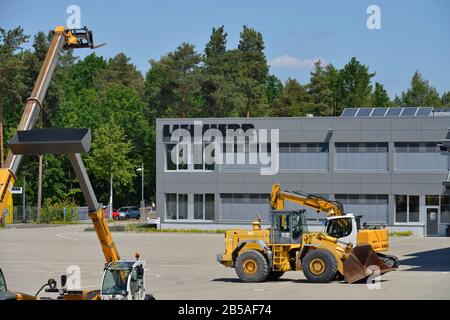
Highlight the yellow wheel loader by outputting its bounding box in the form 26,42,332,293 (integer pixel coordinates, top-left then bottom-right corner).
217,184,399,283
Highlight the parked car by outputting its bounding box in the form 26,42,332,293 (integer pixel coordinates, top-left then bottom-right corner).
111,209,120,220
117,206,141,220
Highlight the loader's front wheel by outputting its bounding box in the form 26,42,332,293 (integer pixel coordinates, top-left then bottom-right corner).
302,249,337,283
235,250,269,282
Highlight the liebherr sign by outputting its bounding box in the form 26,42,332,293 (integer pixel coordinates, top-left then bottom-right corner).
163,121,279,175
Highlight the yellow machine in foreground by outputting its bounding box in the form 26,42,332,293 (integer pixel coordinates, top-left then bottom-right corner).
0,26,152,300
217,184,398,283
0,26,95,225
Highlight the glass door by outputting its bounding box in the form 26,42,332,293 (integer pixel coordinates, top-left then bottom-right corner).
426,207,439,236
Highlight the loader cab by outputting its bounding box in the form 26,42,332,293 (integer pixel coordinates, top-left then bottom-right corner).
101,260,146,300
325,214,358,248
271,210,308,244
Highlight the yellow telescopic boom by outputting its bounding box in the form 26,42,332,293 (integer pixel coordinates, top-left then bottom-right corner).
0,26,94,224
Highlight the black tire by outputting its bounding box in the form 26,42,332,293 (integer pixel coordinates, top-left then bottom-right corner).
235,250,270,283
302,249,338,283
125,215,129,220
266,271,285,281
136,215,140,220
377,253,400,268
144,294,156,300
335,272,345,281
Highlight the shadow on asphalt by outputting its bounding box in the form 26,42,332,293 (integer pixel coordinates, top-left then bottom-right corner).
400,247,450,272
212,278,293,283
212,278,389,284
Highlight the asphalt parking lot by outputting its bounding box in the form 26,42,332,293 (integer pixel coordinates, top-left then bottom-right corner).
1,223,449,299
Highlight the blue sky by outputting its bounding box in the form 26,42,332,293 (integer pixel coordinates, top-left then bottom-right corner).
1,0,449,97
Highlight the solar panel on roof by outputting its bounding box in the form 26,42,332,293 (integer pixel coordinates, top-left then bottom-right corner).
371,108,388,117
341,108,358,117
339,106,436,118
386,108,402,116
416,107,433,116
356,108,372,117
400,107,418,117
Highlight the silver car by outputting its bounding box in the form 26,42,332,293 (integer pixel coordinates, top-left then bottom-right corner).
118,206,140,220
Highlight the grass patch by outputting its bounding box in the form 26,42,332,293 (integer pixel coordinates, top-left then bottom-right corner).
46,220,81,225
389,231,414,237
29,220,81,225
84,223,225,234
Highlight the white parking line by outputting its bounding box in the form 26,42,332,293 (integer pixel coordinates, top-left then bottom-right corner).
56,233,79,241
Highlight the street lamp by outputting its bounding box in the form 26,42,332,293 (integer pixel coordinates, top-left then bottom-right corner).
136,163,144,209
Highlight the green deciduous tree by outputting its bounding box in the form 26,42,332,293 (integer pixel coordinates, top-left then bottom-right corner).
85,119,136,204
0,27,29,161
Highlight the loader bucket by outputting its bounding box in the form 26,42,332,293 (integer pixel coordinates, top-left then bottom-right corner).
343,245,392,284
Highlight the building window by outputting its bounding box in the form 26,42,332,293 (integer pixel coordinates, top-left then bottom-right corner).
409,195,420,222
165,193,188,220
165,143,214,171
178,194,188,219
166,193,178,220
425,195,439,206
441,195,450,224
221,143,271,171
194,194,215,220
395,195,407,223
334,194,388,224
395,195,421,223
279,143,328,171
335,142,388,171
394,142,449,172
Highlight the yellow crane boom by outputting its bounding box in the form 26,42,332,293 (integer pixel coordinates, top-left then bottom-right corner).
270,183,344,217
0,26,145,300
1,26,94,224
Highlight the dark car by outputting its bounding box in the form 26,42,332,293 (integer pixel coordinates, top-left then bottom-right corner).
118,207,141,220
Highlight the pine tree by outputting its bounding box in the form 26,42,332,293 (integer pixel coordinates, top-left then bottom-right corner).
237,26,269,117
270,79,306,117
306,60,333,115
204,26,227,68
95,53,144,97
339,57,375,109
265,74,283,104
401,71,442,107
371,82,391,107
442,91,450,109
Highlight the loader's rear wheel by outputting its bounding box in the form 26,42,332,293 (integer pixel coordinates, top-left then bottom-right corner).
302,249,337,283
267,271,285,281
235,250,269,283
